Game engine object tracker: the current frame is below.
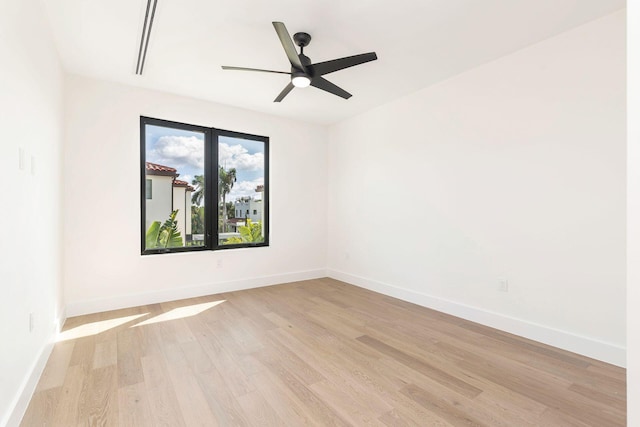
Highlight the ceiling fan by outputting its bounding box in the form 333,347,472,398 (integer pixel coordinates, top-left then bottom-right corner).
222,22,377,102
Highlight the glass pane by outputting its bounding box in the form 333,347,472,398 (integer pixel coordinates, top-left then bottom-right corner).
218,136,266,245
144,124,206,250
145,179,153,199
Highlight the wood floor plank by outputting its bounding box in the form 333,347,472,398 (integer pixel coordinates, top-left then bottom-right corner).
68,335,96,373
34,340,74,391
400,383,487,426
161,343,219,426
376,354,536,427
19,387,60,426
93,339,117,369
82,365,118,426
257,333,326,386
309,379,387,426
266,327,398,414
357,334,483,399
237,390,284,427
253,350,351,426
141,353,186,426
378,404,453,427
118,382,153,427
537,407,595,427
116,326,145,387
50,364,86,426
21,278,626,426
249,369,316,426
195,367,250,426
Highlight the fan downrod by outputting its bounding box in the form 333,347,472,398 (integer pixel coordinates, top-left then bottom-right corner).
293,32,311,48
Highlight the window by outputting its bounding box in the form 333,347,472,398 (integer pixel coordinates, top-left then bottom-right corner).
140,117,269,254
145,179,152,199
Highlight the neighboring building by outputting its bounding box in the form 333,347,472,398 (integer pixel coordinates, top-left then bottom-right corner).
227,185,264,234
145,162,194,243
172,179,193,240
234,196,262,223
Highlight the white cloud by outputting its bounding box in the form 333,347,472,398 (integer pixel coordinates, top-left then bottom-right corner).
219,143,264,171
227,178,264,201
180,174,194,185
150,136,204,171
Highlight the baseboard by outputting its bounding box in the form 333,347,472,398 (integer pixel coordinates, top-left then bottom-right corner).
65,269,327,317
4,339,56,427
327,269,626,367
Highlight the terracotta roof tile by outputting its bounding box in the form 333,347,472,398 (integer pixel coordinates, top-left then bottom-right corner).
146,162,177,173
173,179,195,191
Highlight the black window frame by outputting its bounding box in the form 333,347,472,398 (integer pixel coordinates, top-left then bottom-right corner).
140,116,269,255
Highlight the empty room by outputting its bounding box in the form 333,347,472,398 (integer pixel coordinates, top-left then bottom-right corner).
2,0,639,425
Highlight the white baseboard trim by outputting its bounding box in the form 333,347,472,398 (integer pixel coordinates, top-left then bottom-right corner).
327,269,626,367
4,339,56,427
65,269,327,317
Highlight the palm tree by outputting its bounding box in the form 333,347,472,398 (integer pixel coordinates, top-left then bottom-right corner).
191,175,205,206
218,166,237,232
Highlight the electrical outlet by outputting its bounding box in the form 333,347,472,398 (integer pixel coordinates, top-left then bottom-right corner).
29,312,34,332
498,278,509,292
217,259,223,268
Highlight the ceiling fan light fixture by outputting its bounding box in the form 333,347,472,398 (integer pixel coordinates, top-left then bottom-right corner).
221,22,377,102
292,72,311,88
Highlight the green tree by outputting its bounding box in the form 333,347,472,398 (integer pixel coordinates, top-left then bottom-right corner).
191,175,205,206
146,210,183,249
224,219,264,244
218,166,237,232
226,202,235,219
191,205,205,234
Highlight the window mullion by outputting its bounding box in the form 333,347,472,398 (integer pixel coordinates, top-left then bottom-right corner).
205,129,216,249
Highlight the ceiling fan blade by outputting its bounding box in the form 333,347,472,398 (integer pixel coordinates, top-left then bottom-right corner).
274,82,295,102
310,77,352,99
222,66,290,75
310,52,377,76
272,22,304,70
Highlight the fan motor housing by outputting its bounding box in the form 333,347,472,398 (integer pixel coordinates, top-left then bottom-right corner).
293,32,311,48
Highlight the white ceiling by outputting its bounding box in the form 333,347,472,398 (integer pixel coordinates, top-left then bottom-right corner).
42,0,624,125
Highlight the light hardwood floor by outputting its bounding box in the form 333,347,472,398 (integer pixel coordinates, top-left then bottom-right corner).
21,278,625,426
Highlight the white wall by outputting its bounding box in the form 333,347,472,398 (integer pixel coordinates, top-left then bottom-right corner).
171,185,188,240
146,174,173,230
328,11,626,366
63,75,327,315
0,0,64,425
627,0,639,422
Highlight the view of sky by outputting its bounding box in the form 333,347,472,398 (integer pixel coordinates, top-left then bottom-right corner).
145,124,265,204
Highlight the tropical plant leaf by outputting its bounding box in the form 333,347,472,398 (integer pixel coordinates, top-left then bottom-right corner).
166,227,183,247
145,210,183,249
146,221,161,249
226,219,264,245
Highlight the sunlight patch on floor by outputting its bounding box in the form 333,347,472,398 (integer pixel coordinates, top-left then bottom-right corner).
58,313,148,341
132,300,225,327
